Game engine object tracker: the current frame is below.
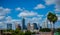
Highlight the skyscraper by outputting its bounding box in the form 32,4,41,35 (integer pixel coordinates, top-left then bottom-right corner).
30,24,34,32
22,18,26,30
27,22,31,30
16,24,21,30
33,23,38,30
7,24,12,30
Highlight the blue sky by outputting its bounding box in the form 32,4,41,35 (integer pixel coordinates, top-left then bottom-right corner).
0,0,60,29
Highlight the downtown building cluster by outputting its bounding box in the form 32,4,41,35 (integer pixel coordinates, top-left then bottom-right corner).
5,18,48,32
0,16,48,32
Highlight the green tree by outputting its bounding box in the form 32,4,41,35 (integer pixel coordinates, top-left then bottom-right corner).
12,28,20,35
25,30,31,35
12,28,25,35
47,12,58,35
40,28,51,32
47,12,58,30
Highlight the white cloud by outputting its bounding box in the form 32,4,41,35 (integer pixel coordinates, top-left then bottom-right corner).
55,9,60,13
32,17,42,21
18,10,38,17
34,4,45,9
0,7,4,10
6,16,12,23
55,5,60,9
25,17,43,24
55,5,60,12
12,19,21,24
37,15,44,17
56,14,60,17
0,7,11,20
0,7,11,15
45,0,55,5
56,14,60,20
32,17,42,23
16,7,24,11
54,0,60,13
5,16,22,25
0,22,4,25
18,10,44,24
55,14,60,21
0,16,5,20
55,9,60,12
43,18,51,24
55,0,60,5
45,0,60,12
6,16,12,20
0,22,5,29
4,8,11,13
58,17,60,20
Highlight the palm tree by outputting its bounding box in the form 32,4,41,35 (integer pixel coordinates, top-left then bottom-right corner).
47,12,58,35
47,12,58,30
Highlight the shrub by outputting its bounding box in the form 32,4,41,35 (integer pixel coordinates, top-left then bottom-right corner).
56,28,60,32
40,28,51,32
24,30,31,35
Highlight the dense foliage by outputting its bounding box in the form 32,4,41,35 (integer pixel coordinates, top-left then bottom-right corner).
40,28,51,32
55,28,60,32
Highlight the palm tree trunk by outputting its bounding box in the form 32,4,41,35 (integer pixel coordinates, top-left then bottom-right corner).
52,22,53,30
52,22,54,34
47,19,48,28
50,22,52,30
50,22,54,35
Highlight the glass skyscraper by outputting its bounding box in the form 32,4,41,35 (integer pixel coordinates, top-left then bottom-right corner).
22,18,26,30
33,23,38,30
7,24,12,30
17,24,21,30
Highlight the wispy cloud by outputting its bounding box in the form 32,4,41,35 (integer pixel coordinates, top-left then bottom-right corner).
56,14,60,20
58,17,60,20
6,16,12,23
0,7,11,15
45,0,55,5
0,22,5,29
55,0,60,13
34,4,45,9
25,16,43,24
0,16,5,20
55,8,60,12
16,7,24,11
18,10,38,17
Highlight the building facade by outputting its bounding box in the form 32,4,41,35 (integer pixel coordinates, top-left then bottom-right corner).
7,24,12,30
33,23,38,30
27,23,31,30
22,18,26,30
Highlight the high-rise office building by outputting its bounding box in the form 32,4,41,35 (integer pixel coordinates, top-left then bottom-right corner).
42,21,48,28
16,24,21,30
33,23,38,30
27,22,31,30
7,24,12,30
30,24,34,32
22,18,26,30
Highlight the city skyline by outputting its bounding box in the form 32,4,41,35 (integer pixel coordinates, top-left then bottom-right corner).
0,0,60,30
